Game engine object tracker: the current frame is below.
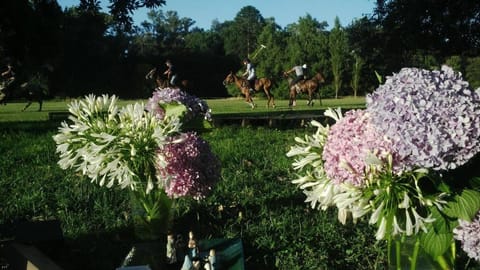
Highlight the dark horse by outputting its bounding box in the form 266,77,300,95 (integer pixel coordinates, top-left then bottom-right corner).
284,71,325,107
222,71,275,108
145,67,191,91
0,75,46,111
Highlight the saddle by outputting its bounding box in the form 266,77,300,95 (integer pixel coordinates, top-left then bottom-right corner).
241,79,256,89
293,79,306,93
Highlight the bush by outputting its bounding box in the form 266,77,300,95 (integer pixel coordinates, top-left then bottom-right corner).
466,57,480,89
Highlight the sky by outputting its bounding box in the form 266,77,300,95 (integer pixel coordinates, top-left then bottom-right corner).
58,0,376,30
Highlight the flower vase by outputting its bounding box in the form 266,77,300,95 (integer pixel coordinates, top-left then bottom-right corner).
123,189,173,269
388,238,441,270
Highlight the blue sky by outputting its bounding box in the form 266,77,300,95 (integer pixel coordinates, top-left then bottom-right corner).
58,0,376,30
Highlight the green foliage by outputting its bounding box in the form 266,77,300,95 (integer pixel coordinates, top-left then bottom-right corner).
351,53,364,97
466,57,480,89
443,190,480,222
220,6,266,58
255,20,287,79
285,15,329,72
444,55,463,73
329,17,349,99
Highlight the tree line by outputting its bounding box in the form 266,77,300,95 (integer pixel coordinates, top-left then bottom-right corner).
1,0,480,100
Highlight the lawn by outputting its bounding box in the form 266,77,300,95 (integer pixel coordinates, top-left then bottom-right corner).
3,96,476,269
0,97,392,269
0,96,366,122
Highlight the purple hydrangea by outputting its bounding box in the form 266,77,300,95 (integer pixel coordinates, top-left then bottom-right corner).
146,87,212,121
366,66,480,171
156,132,221,199
322,109,399,186
454,211,480,262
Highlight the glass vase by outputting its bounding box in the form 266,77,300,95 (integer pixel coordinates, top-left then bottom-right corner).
122,189,173,269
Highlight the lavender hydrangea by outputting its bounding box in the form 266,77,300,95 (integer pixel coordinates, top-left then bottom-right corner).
454,211,480,262
156,132,221,199
146,87,212,121
366,66,480,171
322,109,398,186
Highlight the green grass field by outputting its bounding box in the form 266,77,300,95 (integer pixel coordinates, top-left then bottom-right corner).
0,96,366,122
1,96,479,270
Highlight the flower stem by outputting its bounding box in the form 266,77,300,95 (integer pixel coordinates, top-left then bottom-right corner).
395,239,401,270
410,238,420,270
435,255,451,270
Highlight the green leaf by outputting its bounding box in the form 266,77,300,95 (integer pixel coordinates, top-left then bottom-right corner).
420,228,453,259
442,189,480,221
162,102,188,120
470,177,480,190
374,70,383,84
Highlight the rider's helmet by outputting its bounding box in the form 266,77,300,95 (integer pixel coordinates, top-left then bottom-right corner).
302,64,307,69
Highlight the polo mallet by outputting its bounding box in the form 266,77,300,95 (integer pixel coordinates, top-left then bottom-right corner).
251,44,267,59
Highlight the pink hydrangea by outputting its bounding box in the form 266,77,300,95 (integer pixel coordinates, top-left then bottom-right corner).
322,109,399,186
156,132,221,199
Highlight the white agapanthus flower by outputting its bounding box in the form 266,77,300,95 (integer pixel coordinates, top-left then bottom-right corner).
53,94,181,193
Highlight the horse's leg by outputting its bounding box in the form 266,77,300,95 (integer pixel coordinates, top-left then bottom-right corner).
288,88,297,107
263,87,270,108
243,89,255,108
248,94,256,109
307,89,314,106
264,85,275,109
22,101,32,112
38,99,43,111
317,88,322,106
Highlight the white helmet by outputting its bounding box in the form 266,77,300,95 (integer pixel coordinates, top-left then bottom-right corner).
302,64,307,69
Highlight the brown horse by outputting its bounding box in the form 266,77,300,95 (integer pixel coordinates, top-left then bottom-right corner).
285,72,325,107
145,67,191,91
222,72,275,108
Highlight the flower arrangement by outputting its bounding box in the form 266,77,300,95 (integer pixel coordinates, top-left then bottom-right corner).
53,89,221,239
287,66,480,269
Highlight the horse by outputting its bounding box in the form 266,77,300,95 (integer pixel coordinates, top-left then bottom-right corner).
222,71,275,108
145,67,191,91
0,77,46,111
285,71,325,107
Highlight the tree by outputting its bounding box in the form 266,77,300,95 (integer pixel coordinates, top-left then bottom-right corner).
346,17,383,93
285,14,329,74
329,17,348,98
254,19,290,98
350,52,364,98
107,0,165,32
220,6,265,58
373,0,480,70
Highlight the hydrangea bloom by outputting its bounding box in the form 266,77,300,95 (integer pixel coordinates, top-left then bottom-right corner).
156,132,221,199
322,109,398,186
146,87,212,121
454,211,480,262
366,66,480,171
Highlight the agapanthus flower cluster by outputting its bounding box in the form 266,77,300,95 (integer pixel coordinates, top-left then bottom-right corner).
454,211,480,262
156,132,221,199
146,87,212,122
54,94,182,193
366,66,480,171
